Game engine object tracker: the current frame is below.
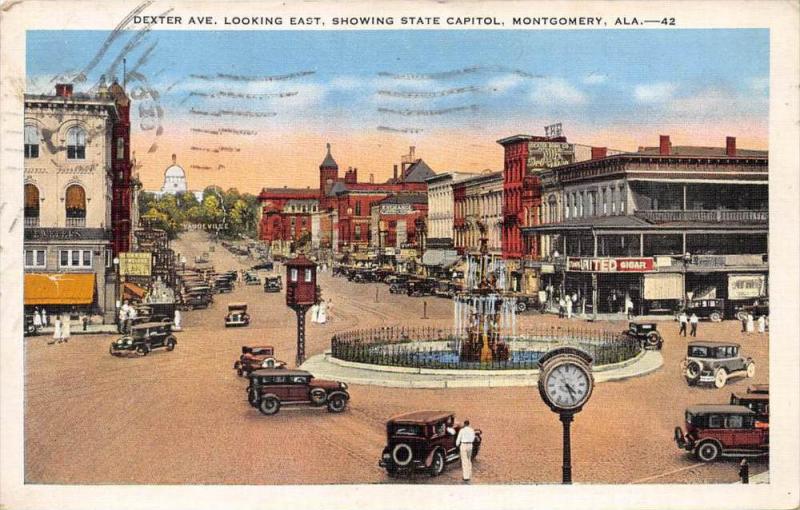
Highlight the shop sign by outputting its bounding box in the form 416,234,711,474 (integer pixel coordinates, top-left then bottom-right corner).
540,264,555,274
567,257,654,272
119,252,152,276
399,248,417,260
691,255,726,268
728,274,766,300
380,203,413,215
527,141,575,169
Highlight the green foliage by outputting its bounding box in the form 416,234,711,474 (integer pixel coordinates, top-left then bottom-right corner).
138,189,260,240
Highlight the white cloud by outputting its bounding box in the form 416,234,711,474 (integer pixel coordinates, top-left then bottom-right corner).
666,87,767,119
634,82,677,103
749,77,768,92
487,74,525,93
530,78,586,105
583,73,607,85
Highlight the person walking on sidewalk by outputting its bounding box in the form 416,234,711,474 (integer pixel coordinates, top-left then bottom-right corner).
50,316,61,345
558,297,566,319
33,307,43,332
689,313,699,337
746,313,755,334
678,310,688,337
566,296,573,319
456,420,476,483
61,313,71,343
757,314,766,334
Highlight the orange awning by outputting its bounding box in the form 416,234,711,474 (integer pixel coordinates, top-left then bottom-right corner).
123,282,147,300
24,273,96,305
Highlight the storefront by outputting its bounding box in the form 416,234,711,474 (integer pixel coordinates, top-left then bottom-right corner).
24,273,97,316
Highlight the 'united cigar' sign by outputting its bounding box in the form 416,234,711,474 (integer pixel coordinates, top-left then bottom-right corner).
567,257,655,272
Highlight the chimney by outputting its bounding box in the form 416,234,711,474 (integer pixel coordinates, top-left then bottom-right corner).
659,135,671,156
409,146,416,160
726,136,736,157
55,83,73,98
393,165,398,181
591,147,607,160
369,173,374,184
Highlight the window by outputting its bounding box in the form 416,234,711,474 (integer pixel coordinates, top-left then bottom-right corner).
24,125,39,158
619,185,625,213
24,184,40,227
602,188,608,215
354,225,361,241
58,249,92,268
65,184,86,227
66,127,86,159
290,268,298,282
726,415,744,428
116,137,124,160
24,249,46,268
304,268,312,282
355,201,361,216
708,415,723,428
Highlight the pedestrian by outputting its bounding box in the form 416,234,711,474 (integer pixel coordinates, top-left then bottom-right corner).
81,313,88,331
317,300,328,324
173,309,182,331
456,419,476,483
625,296,634,319
690,313,699,337
558,297,565,319
678,310,688,337
61,313,71,343
746,313,755,334
310,302,320,323
50,316,61,345
739,458,750,484
757,315,766,334
33,307,43,332
566,296,573,319
41,308,48,326
740,313,747,333
611,292,619,313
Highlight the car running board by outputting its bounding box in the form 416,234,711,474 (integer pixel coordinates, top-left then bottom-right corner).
721,450,768,457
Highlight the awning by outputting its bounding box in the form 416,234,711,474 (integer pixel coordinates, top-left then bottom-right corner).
643,273,684,300
423,249,461,267
123,282,147,300
24,273,96,305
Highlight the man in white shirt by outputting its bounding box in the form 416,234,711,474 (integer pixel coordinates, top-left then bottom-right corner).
455,420,476,483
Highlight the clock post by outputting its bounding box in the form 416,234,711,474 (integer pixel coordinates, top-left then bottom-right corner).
536,347,595,485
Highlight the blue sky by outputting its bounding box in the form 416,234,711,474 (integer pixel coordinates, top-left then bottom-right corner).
26,29,769,191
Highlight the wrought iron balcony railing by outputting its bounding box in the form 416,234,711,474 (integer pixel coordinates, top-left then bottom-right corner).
634,209,768,223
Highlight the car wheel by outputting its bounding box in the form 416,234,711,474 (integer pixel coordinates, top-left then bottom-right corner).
136,344,149,356
327,395,347,413
390,285,398,294
259,397,280,416
166,337,176,351
695,441,721,462
109,345,116,356
746,361,756,378
516,301,527,313
709,311,722,323
646,332,662,349
685,360,702,384
429,450,445,477
392,443,413,467
714,368,728,389
247,388,259,406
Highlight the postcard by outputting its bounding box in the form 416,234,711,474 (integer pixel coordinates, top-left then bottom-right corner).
0,1,798,509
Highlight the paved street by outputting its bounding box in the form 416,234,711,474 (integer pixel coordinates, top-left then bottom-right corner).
24,231,769,485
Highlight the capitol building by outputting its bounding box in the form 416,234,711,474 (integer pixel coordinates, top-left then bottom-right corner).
152,154,203,201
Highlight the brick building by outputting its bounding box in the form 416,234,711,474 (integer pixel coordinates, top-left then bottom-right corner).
369,193,428,250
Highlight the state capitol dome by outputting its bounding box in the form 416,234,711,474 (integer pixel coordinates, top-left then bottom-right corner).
161,154,187,194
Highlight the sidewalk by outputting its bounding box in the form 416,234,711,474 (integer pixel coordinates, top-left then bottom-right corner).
34,324,119,336
735,470,769,484
300,349,663,389
539,305,676,323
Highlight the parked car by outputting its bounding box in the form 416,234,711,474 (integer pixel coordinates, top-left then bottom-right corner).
109,322,177,356
246,369,350,415
352,268,381,284
682,341,756,388
234,345,286,376
214,279,234,293
511,294,540,313
180,292,212,310
674,404,768,462
624,322,663,350
24,314,41,336
264,276,282,293
194,253,210,264
433,279,457,298
387,275,412,294
243,271,261,285
407,278,436,297
681,298,726,322
225,303,251,327
730,387,769,422
735,299,769,321
379,411,482,477
251,261,274,272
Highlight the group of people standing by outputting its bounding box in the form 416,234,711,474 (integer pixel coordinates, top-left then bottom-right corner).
741,313,767,334
310,299,331,324
30,307,79,344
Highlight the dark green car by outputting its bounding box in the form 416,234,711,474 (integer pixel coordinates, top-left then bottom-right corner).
110,322,177,357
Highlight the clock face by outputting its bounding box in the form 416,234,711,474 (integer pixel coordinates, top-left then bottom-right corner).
543,360,593,410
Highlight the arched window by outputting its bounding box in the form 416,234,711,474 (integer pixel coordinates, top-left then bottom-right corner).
65,184,86,227
67,127,86,159
619,184,626,213
24,184,40,227
355,201,361,216
25,125,39,159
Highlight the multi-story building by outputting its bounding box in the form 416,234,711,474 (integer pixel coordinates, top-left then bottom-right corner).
521,135,768,316
422,172,474,270
257,186,319,256
23,82,132,322
369,193,428,251
453,171,503,257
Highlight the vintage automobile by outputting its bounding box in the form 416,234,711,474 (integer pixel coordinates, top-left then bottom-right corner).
214,279,235,293
378,411,482,477
735,299,769,321
433,279,457,298
511,294,541,313
225,303,251,327
387,274,412,294
243,271,261,285
109,322,177,356
24,314,40,336
264,275,282,293
194,253,210,264
731,388,769,422
351,268,381,284
246,369,350,415
407,278,437,297
180,291,212,310
251,261,274,272
681,298,726,322
674,404,768,462
234,345,287,376
682,341,756,388
624,322,663,350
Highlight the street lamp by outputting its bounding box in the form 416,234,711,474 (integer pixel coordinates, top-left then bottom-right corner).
682,252,692,309
113,257,120,331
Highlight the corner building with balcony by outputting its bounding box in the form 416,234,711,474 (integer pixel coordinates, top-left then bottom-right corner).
522,135,768,317
23,82,132,322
